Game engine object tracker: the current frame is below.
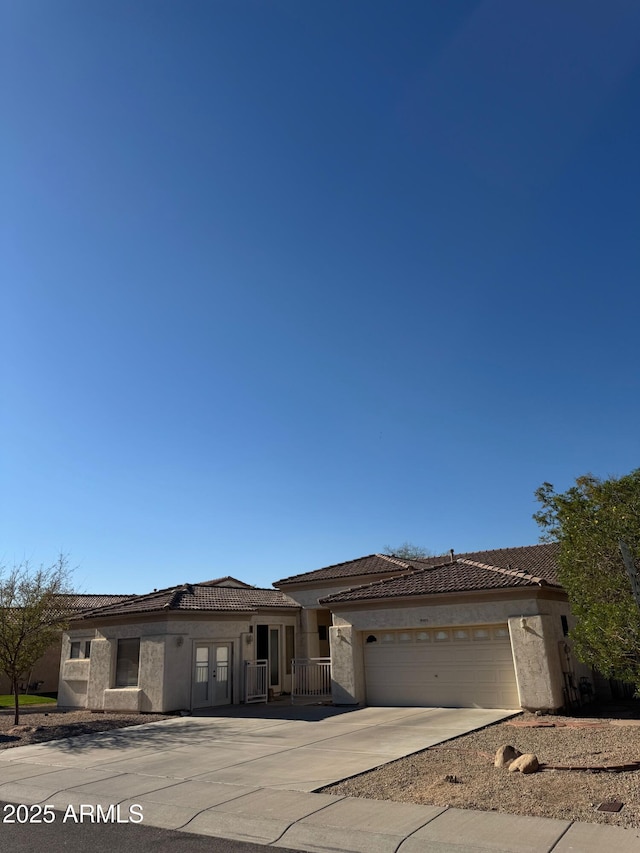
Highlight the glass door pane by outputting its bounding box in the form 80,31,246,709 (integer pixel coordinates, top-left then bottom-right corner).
214,644,230,703
194,645,210,704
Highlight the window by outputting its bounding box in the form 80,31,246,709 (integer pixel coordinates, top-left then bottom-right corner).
70,640,92,660
318,625,328,642
115,638,140,687
561,615,569,637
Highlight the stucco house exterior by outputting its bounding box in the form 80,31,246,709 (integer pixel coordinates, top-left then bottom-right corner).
58,578,299,712
59,544,592,714
275,544,592,712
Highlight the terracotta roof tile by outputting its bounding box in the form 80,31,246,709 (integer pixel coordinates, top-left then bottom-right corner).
65,594,131,611
274,553,414,586
277,543,559,587
73,583,299,619
319,545,561,605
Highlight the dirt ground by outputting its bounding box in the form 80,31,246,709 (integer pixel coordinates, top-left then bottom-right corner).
0,708,175,749
321,709,640,829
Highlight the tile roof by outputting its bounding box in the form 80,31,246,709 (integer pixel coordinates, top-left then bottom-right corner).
276,543,560,587
409,544,561,585
274,553,415,586
73,582,299,620
320,545,562,605
65,594,131,611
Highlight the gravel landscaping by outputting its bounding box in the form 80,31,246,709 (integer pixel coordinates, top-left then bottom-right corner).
321,712,640,829
0,708,175,749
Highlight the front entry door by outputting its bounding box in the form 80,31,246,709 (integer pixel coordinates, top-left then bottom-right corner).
192,642,232,708
256,625,281,694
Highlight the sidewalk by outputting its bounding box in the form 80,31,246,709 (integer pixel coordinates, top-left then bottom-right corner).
1,705,639,852
107,786,640,853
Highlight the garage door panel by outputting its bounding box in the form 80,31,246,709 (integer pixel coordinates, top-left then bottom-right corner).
364,624,519,709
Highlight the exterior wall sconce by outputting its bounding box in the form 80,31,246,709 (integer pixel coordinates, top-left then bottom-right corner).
520,616,527,629
336,628,344,640
245,633,254,645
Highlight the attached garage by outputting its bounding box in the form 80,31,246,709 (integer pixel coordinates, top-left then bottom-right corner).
363,624,520,709
283,544,574,712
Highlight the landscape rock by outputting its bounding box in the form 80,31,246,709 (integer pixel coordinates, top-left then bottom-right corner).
443,774,460,783
508,753,540,774
494,744,522,768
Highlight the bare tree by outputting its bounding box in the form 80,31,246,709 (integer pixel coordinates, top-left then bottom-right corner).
0,555,75,724
382,541,433,560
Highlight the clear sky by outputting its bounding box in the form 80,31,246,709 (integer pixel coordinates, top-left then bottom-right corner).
2,1,639,595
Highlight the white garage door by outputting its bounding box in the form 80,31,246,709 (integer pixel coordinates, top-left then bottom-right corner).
364,624,519,709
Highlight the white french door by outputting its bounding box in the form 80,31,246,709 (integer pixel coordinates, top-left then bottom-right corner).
192,642,232,708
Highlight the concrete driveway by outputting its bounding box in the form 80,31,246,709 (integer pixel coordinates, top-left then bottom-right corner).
0,705,519,848
0,705,514,794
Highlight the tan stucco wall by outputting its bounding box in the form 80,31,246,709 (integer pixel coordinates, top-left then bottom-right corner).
58,610,300,712
277,575,399,610
328,592,574,711
507,615,564,710
329,625,365,704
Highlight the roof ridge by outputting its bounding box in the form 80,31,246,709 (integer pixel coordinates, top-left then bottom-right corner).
376,553,414,569
458,558,548,586
461,543,553,555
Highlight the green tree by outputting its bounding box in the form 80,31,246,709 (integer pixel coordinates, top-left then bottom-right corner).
383,541,433,560
534,470,640,689
0,556,75,724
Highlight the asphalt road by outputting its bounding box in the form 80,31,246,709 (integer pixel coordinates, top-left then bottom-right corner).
0,802,304,853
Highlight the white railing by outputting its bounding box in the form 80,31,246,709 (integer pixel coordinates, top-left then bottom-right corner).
291,657,332,704
245,659,268,703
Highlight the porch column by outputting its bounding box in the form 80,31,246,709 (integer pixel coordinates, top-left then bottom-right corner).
300,609,320,658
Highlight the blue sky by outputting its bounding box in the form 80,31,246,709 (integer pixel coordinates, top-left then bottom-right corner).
3,1,639,594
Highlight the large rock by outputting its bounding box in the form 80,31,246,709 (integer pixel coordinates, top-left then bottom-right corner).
508,753,539,774
494,744,522,768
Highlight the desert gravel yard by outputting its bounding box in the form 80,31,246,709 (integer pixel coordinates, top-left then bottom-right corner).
321,713,640,830
0,709,175,748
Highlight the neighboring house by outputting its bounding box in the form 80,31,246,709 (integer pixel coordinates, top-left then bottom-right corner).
0,594,129,696
275,544,592,712
58,577,299,712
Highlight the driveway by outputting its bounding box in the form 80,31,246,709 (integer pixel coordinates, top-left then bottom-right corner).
0,705,517,846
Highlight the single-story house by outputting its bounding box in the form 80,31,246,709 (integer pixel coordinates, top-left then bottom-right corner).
59,544,593,714
274,543,592,712
0,594,130,696
58,577,299,712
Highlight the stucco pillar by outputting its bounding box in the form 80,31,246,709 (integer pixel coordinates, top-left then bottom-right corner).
300,609,320,658
86,639,112,710
329,625,365,705
508,615,564,711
